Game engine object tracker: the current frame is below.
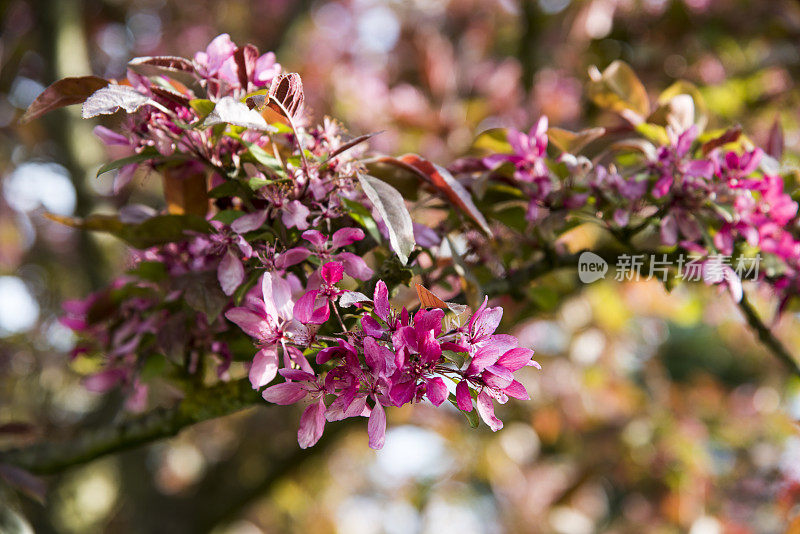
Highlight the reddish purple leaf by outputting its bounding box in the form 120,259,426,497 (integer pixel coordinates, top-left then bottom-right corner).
19,76,109,123
767,117,784,160
267,72,304,119
701,125,742,156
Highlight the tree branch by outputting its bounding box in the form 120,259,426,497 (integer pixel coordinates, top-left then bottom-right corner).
737,294,800,377
486,248,800,378
0,379,261,475
3,250,798,477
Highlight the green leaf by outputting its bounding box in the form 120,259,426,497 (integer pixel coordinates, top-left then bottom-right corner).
45,213,212,249
176,271,229,322
95,149,161,177
547,127,606,154
471,128,511,154
635,123,669,146
341,198,381,244
442,350,466,368
208,180,252,200
212,209,245,225
358,173,416,265
587,60,650,123
226,132,284,173
449,393,479,428
189,98,215,120
128,261,167,282
140,353,168,381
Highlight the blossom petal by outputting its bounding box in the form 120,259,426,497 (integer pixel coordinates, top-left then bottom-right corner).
336,252,374,281
301,230,327,248
225,307,272,340
426,377,448,407
275,247,311,269
298,399,326,449
83,369,126,393
373,280,391,323
496,347,535,372
249,348,279,389
456,380,473,411
262,272,294,322
364,336,395,376
321,261,344,285
361,315,385,338
476,391,503,431
367,402,387,449
218,250,245,295
466,344,503,375
389,380,416,406
503,380,530,400
331,227,365,249
483,364,514,389
293,290,320,324
281,200,310,230
262,381,306,405
231,209,268,233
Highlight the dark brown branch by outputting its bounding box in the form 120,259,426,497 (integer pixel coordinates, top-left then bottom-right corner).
0,379,260,475
737,294,800,376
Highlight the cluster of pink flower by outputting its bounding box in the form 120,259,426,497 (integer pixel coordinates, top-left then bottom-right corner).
44,32,541,450
48,32,800,451
225,257,538,449
468,117,800,305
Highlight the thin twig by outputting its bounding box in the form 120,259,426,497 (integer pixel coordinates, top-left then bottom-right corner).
737,294,800,377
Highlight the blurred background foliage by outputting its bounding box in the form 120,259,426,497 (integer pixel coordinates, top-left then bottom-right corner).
2,0,800,532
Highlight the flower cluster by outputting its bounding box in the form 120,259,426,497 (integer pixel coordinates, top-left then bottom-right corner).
36,35,800,452
464,115,799,306
227,273,537,449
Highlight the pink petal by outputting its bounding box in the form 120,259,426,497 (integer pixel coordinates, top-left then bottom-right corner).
476,391,503,431
321,261,344,285
298,399,326,449
361,315,385,338
426,377,447,407
281,200,310,230
483,364,514,389
419,330,442,365
93,125,129,146
456,380,473,411
262,272,293,322
280,368,315,381
218,250,244,295
466,345,503,375
301,230,327,248
364,336,395,376
660,214,678,246
293,290,319,324
113,164,137,195
367,402,386,449
331,227,365,249
231,210,268,233
389,380,416,407
249,348,278,389
336,252,374,280
275,247,311,269
373,280,391,323
503,380,530,400
83,369,126,393
496,347,535,372
225,307,272,340
262,381,306,405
